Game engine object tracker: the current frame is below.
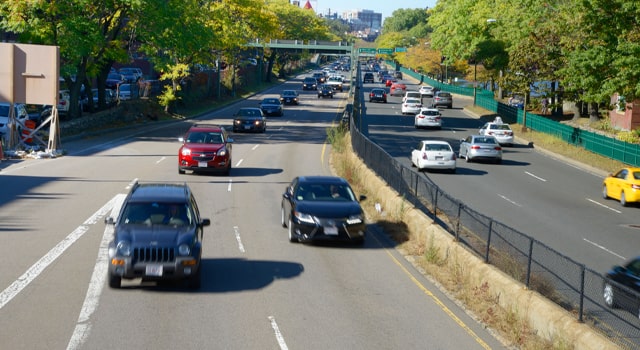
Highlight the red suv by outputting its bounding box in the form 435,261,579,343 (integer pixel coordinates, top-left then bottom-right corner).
178,124,233,175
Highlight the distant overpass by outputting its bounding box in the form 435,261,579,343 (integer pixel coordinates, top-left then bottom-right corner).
246,39,353,55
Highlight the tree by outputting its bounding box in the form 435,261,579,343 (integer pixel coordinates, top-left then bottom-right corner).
0,0,139,118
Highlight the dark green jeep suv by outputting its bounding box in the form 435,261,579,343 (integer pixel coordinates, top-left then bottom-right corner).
105,181,210,289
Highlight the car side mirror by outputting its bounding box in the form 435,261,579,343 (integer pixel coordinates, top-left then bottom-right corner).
227,137,234,143
105,217,115,225
359,195,367,201
201,218,211,227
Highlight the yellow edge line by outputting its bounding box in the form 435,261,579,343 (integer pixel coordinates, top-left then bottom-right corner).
374,234,493,350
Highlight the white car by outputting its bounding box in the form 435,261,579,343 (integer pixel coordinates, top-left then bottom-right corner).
402,90,421,103
0,102,29,142
401,98,422,115
479,117,514,146
414,108,442,129
411,140,456,173
419,85,436,98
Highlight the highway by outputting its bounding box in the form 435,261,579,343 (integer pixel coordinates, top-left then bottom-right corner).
361,78,638,275
0,74,508,349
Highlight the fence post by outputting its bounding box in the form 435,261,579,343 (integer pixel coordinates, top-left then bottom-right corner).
578,266,585,323
484,221,493,263
525,239,534,288
455,203,462,241
433,188,438,220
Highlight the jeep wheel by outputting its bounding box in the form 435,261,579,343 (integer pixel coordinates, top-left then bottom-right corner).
108,274,121,288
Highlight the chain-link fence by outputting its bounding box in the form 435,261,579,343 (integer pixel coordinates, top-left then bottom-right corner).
344,62,640,349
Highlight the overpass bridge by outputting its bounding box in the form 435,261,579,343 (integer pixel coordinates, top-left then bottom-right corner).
246,39,353,55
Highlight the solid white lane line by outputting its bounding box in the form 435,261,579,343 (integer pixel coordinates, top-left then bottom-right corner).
586,198,622,213
67,193,127,350
0,195,118,311
268,316,289,350
233,226,246,253
525,171,547,182
583,238,626,260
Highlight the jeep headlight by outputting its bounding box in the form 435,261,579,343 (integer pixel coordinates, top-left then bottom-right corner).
117,241,132,256
181,147,191,156
178,244,191,256
217,148,227,156
346,214,363,225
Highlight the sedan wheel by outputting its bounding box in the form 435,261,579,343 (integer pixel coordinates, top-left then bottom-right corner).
602,185,609,199
288,218,298,242
620,192,628,207
280,206,287,228
603,283,616,308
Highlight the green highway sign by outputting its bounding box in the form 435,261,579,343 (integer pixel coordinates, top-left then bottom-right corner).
377,48,394,54
358,48,376,54
395,47,407,53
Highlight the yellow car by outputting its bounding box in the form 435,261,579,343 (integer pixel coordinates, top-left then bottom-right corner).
602,167,640,206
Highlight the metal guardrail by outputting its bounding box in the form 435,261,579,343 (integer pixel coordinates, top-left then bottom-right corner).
343,63,640,349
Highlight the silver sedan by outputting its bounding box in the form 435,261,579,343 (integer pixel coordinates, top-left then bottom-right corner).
459,135,502,163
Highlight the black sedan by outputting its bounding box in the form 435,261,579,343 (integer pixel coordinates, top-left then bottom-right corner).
604,256,640,318
281,176,366,244
317,84,334,99
369,88,387,103
259,98,284,116
233,107,266,133
280,90,299,105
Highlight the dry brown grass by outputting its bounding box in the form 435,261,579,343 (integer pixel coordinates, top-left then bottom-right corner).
329,128,573,350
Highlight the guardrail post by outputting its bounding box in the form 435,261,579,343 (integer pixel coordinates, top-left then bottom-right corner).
578,266,585,322
455,203,462,241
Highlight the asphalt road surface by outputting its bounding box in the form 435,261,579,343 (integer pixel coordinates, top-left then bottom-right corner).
0,74,508,349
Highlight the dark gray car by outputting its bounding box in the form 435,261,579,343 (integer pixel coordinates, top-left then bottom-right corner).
105,182,210,289
432,91,453,109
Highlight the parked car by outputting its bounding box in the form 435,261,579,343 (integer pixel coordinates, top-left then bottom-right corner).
118,67,142,82
459,135,502,163
317,84,334,99
302,77,318,90
105,181,210,289
280,90,299,105
363,72,375,83
432,91,453,109
389,83,407,96
479,117,514,146
281,175,366,244
414,108,442,129
233,107,266,133
178,124,233,175
602,167,640,207
0,102,29,143
91,88,116,107
105,73,125,89
402,90,421,102
410,140,456,173
419,85,436,98
369,88,387,103
259,97,284,116
603,256,640,318
508,95,525,109
117,83,135,101
401,98,422,115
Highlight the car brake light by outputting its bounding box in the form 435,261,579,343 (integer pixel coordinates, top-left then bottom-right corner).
422,152,428,160
488,131,494,135
495,146,502,150
632,184,640,190
451,153,457,160
471,145,480,149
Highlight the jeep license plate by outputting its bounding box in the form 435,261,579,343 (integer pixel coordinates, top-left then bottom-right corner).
146,264,163,276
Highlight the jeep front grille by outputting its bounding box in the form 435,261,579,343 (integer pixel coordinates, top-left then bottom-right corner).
134,247,176,263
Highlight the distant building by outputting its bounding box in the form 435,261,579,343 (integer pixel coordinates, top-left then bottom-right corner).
342,9,382,32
